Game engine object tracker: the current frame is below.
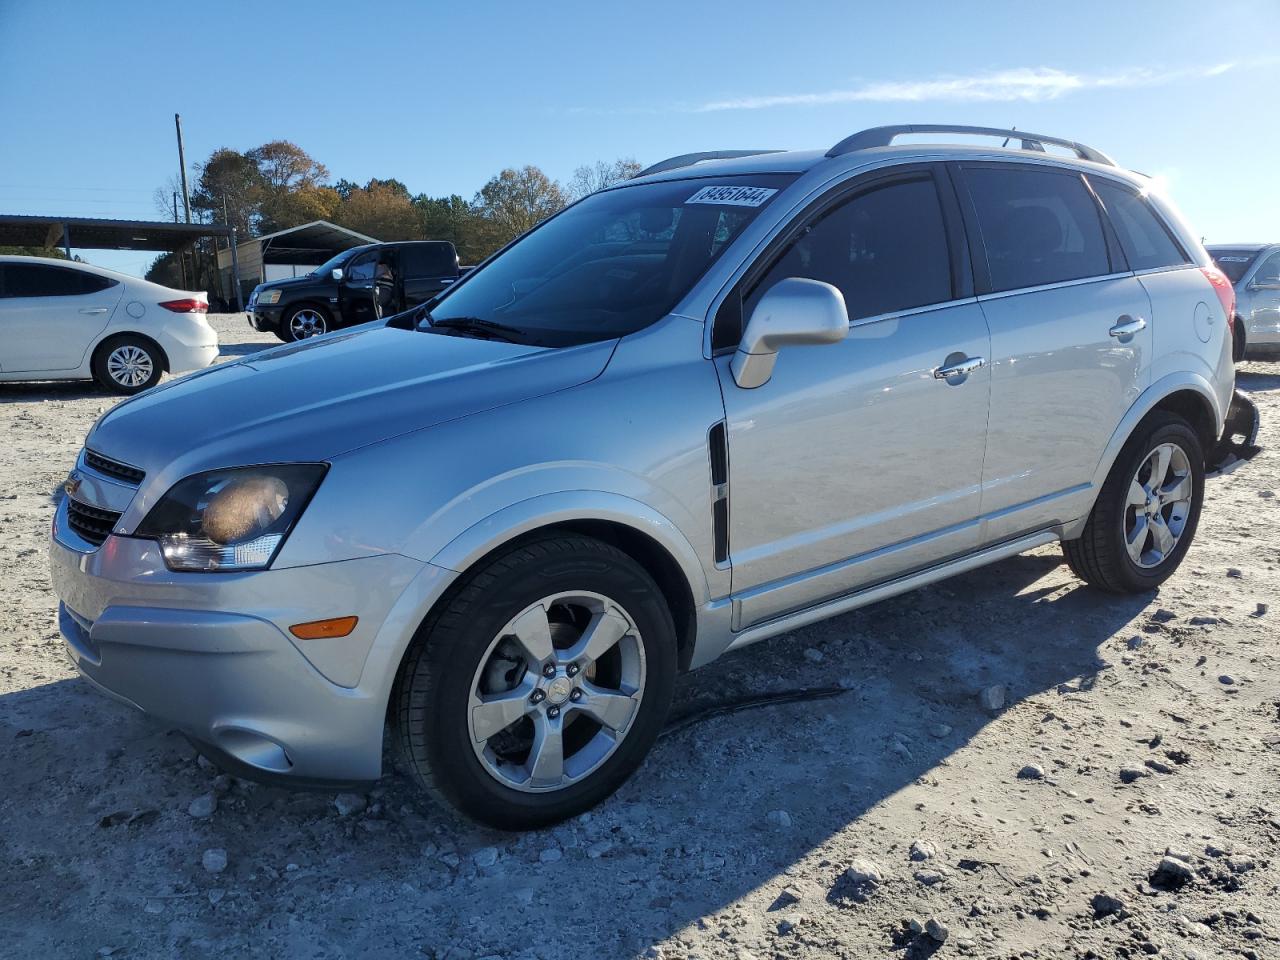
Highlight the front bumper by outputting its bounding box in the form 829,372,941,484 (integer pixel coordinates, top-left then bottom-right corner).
248,304,285,332
1210,388,1261,472
49,510,440,785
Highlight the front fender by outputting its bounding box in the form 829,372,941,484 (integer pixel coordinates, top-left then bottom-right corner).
430,490,712,608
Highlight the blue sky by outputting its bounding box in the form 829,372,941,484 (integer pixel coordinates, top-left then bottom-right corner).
1,0,1277,277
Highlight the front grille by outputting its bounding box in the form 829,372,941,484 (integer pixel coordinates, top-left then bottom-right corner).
66,499,122,547
84,449,145,485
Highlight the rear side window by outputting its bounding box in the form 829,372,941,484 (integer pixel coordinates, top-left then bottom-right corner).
1209,249,1261,283
964,166,1110,292
0,263,117,298
1091,180,1188,271
746,175,953,323
399,243,457,279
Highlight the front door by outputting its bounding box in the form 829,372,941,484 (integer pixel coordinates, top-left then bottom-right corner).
0,262,122,372
1242,249,1280,345
339,250,385,325
954,162,1153,541
716,169,992,629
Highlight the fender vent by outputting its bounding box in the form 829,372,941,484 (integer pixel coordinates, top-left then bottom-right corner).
708,421,729,563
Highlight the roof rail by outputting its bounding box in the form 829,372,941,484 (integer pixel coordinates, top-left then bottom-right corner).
825,125,1114,166
634,150,785,179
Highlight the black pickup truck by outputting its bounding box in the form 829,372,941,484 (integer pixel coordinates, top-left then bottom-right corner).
247,240,461,342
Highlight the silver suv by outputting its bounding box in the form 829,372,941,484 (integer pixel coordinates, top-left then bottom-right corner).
50,125,1260,828
1206,243,1280,359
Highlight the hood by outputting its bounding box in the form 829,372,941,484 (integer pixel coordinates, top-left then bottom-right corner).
87,326,615,484
257,274,321,291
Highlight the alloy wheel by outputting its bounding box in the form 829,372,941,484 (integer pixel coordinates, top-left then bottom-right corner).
466,592,646,793
106,345,154,388
289,309,327,339
1123,441,1193,569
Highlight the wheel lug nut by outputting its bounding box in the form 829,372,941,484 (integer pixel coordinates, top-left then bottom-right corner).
530,689,545,704
542,663,556,678
547,706,560,719
569,689,582,702
566,663,579,677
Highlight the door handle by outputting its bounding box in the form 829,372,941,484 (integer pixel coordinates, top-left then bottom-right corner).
933,355,985,381
1109,315,1147,339
79,307,108,315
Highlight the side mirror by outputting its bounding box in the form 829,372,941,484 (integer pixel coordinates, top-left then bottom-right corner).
730,278,848,388
331,268,344,282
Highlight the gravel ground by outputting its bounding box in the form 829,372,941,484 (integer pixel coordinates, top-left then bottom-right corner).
2,315,1279,959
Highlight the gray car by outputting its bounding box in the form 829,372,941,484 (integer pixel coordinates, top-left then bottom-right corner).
1206,243,1280,359
50,125,1259,828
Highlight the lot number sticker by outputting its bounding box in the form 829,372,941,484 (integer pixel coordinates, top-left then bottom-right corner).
686,185,778,207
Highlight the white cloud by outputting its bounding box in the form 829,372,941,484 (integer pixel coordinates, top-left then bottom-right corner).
690,63,1238,113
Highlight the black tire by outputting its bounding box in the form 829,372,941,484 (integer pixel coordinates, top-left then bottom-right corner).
1232,316,1247,363
393,534,677,829
91,334,164,395
1063,412,1205,593
281,304,330,342
273,328,292,344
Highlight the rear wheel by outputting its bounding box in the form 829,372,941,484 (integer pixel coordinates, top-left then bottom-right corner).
1232,316,1247,363
393,534,676,829
91,334,163,394
1063,413,1204,593
282,305,330,342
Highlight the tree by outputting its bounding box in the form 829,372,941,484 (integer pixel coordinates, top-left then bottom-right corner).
472,166,567,248
190,149,263,235
414,193,488,264
259,184,342,233
567,157,643,199
335,181,420,241
246,140,328,193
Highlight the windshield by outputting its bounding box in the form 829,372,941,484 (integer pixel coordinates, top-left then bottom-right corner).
1208,248,1261,284
421,174,796,346
309,247,363,278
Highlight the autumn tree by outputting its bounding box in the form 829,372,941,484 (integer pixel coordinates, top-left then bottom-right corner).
472,166,567,248
189,149,263,235
567,157,643,199
335,180,421,241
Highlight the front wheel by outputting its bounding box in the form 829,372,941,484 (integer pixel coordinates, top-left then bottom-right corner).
282,305,329,342
393,534,676,829
1063,413,1204,593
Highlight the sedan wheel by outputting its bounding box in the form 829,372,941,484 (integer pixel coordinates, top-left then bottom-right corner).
106,344,155,389
91,335,163,395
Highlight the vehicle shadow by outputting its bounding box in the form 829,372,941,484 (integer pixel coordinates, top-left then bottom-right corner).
0,548,1145,958
1237,366,1280,393
215,342,275,358
0,380,107,404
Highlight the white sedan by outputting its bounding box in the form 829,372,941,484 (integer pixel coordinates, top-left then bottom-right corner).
0,256,219,394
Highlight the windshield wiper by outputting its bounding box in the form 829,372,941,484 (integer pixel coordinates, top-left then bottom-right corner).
427,316,528,344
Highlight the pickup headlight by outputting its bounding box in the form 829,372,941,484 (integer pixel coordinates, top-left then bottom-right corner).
135,464,327,572
259,289,282,305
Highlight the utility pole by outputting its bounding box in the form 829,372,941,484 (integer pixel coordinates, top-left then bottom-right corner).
174,113,192,223
172,191,179,223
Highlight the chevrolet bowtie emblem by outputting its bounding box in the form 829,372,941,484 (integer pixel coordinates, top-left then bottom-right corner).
63,471,82,497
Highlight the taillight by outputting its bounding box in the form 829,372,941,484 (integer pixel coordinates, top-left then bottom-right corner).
158,298,208,314
1200,266,1236,324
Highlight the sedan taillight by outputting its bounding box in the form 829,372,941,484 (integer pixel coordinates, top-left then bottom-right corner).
158,298,209,314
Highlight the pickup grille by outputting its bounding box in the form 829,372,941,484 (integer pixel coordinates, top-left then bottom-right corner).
84,449,145,485
66,499,122,547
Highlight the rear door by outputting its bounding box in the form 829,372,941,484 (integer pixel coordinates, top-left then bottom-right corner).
400,242,460,308
954,162,1153,542
716,166,992,627
0,262,123,372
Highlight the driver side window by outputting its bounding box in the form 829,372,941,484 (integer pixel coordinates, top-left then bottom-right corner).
346,254,377,283
727,176,953,347
1255,252,1280,286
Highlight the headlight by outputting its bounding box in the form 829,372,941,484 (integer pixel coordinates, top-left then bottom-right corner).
135,464,327,572
259,289,282,305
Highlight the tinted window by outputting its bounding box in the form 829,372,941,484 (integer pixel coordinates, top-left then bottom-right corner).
1208,248,1261,283
1092,180,1188,271
746,176,952,323
0,263,117,298
400,243,457,278
965,167,1110,292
